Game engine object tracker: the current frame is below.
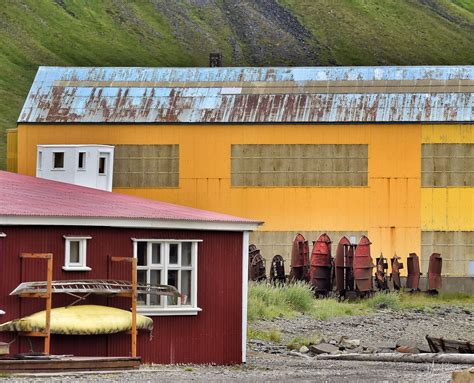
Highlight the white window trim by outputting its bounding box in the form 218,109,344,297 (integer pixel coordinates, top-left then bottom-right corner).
52,151,65,170
78,151,86,170
132,239,201,316
37,151,43,170
0,233,6,238
98,153,107,176
62,236,92,271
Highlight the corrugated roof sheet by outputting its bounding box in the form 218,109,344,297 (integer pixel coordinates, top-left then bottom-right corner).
0,171,260,224
18,66,473,124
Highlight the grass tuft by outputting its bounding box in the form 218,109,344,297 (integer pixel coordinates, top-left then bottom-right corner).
248,328,282,343
364,292,401,310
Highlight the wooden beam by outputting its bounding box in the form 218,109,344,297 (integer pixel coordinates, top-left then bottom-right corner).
18,293,50,299
19,331,48,337
20,253,52,259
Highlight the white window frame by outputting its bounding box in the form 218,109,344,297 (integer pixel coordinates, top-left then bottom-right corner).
62,236,92,271
78,151,86,170
52,151,65,170
37,151,43,170
98,153,107,175
132,238,202,316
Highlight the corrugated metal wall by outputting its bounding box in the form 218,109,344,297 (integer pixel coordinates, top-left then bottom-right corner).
0,226,243,364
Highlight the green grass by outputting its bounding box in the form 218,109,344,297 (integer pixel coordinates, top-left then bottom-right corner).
248,282,474,322
248,328,282,343
0,0,473,168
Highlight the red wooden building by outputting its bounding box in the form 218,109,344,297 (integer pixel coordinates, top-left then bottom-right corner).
0,171,261,364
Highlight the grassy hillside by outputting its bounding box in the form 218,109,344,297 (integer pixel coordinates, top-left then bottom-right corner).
0,0,473,169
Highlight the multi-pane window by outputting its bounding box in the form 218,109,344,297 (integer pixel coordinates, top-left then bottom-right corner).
134,240,199,314
63,236,91,271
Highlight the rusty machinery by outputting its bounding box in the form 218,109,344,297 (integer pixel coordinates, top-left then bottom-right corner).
269,255,286,284
406,252,421,291
335,236,356,298
290,233,310,282
248,244,266,281
427,253,442,294
375,253,389,291
353,236,374,296
390,254,403,291
310,233,333,296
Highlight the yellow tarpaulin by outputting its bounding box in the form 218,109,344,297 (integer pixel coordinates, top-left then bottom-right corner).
0,305,153,335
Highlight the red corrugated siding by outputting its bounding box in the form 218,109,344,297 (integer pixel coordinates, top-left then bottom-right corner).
0,226,243,364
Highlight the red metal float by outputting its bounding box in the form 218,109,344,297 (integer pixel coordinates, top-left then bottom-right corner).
390,254,403,291
334,236,355,297
270,255,286,284
310,233,332,296
353,236,374,294
406,253,421,291
427,253,442,292
290,233,310,282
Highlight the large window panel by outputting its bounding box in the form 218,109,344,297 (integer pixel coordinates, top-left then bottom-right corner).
231,144,368,187
422,144,474,187
113,145,179,187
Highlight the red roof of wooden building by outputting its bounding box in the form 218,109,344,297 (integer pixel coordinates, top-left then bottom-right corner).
0,171,261,230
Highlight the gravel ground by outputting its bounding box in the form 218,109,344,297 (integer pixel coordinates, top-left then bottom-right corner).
1,305,472,382
252,305,474,352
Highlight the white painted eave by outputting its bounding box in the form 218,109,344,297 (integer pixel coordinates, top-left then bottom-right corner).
0,215,262,232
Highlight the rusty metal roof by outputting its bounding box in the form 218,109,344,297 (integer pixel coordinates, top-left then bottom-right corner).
18,66,473,124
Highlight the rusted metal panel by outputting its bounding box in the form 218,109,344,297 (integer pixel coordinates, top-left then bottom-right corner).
18,66,474,124
290,233,309,282
390,255,403,291
374,253,389,291
428,253,442,291
406,253,421,291
353,236,374,293
310,233,332,295
0,226,243,365
335,236,355,295
248,244,266,282
269,255,286,284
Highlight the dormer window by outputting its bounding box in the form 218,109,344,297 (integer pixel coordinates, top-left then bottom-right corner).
53,152,64,169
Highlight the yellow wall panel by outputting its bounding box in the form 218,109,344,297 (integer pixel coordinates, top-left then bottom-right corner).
422,123,473,144
421,188,474,231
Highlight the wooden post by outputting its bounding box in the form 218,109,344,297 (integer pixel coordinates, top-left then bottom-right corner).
131,257,137,358
111,256,137,358
19,253,53,355
45,254,52,354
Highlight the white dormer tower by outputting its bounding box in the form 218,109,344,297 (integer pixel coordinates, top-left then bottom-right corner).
36,145,114,191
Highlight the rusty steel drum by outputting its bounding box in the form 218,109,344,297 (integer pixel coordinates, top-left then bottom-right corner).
310,233,332,295
335,236,355,295
406,253,421,291
427,253,442,291
390,255,403,290
353,236,374,293
375,253,389,291
248,244,266,281
270,255,286,284
290,233,310,282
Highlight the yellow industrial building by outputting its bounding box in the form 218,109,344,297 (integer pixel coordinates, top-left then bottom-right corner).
7,66,474,279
